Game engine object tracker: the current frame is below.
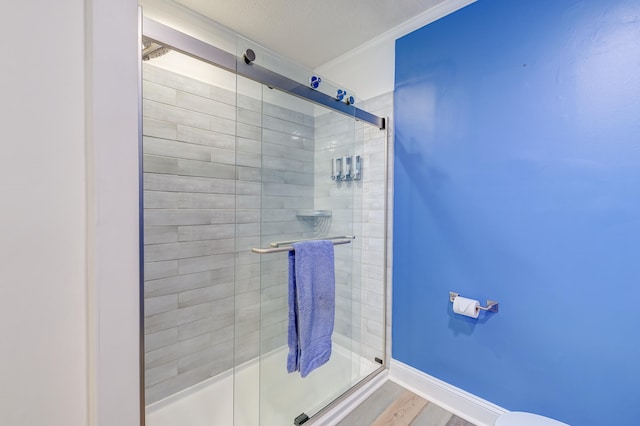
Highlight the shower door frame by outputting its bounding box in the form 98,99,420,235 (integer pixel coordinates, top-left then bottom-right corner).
139,15,389,425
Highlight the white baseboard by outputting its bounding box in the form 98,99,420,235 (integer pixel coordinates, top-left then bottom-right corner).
389,359,507,426
312,369,389,426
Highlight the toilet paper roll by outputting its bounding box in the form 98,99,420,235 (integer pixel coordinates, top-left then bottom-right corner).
453,296,480,319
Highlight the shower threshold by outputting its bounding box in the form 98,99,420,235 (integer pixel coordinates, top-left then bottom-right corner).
145,344,380,426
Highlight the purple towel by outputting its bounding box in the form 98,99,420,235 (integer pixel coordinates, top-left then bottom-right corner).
287,240,336,377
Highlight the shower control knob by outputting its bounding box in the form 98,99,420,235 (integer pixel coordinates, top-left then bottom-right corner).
346,96,355,105
243,49,256,64
310,75,321,89
336,89,346,101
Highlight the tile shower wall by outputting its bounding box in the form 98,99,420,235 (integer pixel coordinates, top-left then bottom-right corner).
142,63,315,404
314,92,392,364
142,63,237,405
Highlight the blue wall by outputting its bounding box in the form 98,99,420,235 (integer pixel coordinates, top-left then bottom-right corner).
392,0,640,424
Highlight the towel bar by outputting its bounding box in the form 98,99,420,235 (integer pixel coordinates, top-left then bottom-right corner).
269,235,355,248
251,237,354,254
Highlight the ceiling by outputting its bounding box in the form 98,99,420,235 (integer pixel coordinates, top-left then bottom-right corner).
171,0,450,69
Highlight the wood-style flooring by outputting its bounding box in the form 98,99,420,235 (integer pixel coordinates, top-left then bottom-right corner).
336,381,476,426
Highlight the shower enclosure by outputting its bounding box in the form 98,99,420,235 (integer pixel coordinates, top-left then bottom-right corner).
140,14,387,426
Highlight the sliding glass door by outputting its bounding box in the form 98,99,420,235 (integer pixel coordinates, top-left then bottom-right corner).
142,17,386,426
255,85,377,425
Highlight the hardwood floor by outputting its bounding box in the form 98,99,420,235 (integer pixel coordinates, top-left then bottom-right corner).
336,381,476,426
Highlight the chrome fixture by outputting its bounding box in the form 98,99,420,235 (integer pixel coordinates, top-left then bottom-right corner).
243,48,256,64
142,38,170,61
336,89,354,105
449,292,499,313
310,75,321,89
341,156,351,180
331,158,341,181
251,235,356,254
331,155,361,181
351,155,361,180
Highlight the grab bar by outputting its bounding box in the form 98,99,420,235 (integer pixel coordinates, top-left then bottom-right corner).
269,235,355,248
251,236,355,254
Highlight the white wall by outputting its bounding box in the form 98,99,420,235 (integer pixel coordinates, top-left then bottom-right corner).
0,0,140,425
315,0,477,101
315,39,396,102
1,1,88,425
86,0,141,425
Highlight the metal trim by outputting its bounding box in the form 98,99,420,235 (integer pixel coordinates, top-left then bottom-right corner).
251,238,354,254
383,117,391,367
237,58,385,129
142,17,236,73
142,17,385,130
306,365,386,425
138,7,147,426
269,234,355,248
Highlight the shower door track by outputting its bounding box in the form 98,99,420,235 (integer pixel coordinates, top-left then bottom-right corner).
142,17,386,130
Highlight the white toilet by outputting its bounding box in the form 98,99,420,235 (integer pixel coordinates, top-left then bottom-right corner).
495,411,570,426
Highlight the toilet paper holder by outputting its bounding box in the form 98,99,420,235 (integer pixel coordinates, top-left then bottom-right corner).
449,292,499,313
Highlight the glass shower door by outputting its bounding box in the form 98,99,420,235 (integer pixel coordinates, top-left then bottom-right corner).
256,85,363,425
141,21,386,426
142,47,240,426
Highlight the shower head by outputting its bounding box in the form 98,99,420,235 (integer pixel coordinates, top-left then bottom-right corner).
142,38,170,61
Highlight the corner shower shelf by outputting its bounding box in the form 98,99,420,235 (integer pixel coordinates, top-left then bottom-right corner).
295,210,332,218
